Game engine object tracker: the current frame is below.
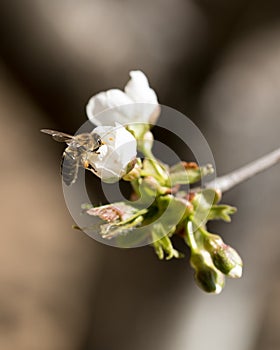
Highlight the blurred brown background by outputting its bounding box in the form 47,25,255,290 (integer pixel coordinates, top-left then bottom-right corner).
0,1,280,349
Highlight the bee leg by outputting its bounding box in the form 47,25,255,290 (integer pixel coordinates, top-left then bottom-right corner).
92,149,101,155
87,164,97,173
82,160,97,173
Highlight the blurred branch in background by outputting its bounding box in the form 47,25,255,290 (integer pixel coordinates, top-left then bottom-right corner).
206,147,280,192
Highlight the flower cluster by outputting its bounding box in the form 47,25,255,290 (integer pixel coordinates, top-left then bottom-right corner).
42,70,243,294
83,70,160,183
81,70,243,294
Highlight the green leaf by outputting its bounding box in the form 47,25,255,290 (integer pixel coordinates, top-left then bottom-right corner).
152,224,184,260
207,205,237,222
100,215,144,239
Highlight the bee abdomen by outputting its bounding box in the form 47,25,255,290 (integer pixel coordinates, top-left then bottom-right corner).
61,151,79,186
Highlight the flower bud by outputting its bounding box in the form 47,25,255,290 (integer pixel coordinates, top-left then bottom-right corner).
190,251,225,294
195,266,225,294
174,197,194,217
203,233,224,251
140,176,172,197
211,245,243,278
203,234,243,278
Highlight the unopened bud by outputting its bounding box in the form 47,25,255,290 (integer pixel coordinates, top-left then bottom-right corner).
203,233,224,251
174,197,194,217
214,189,222,203
190,251,225,294
141,176,172,197
203,234,243,278
195,266,225,294
211,245,243,278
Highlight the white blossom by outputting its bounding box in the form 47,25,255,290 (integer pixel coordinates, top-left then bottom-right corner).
88,123,137,183
86,70,160,128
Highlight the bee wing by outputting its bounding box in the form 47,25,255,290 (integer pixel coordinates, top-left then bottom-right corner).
41,129,74,143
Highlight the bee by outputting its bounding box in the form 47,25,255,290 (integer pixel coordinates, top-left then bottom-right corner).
41,129,103,186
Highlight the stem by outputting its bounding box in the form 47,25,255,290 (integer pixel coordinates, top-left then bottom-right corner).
205,147,280,192
186,220,198,250
130,179,140,197
141,148,169,183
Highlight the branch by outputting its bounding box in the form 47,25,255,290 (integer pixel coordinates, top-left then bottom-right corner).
205,147,280,192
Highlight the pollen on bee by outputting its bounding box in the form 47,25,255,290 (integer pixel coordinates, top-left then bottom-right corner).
108,137,114,141
83,160,89,168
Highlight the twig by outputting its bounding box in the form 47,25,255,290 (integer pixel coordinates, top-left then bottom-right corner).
205,147,280,192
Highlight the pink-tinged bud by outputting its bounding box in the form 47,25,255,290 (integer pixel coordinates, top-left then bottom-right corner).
211,245,243,278
203,234,242,278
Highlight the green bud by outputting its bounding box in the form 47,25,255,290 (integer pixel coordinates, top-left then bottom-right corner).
211,245,243,278
169,163,214,186
174,197,194,219
142,176,163,193
195,266,225,294
203,233,224,251
213,189,222,203
190,251,225,294
203,234,243,278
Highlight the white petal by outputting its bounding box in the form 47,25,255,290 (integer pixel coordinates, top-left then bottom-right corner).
88,146,121,183
86,89,133,126
113,123,137,165
124,71,158,104
130,103,161,125
88,124,137,183
86,71,160,127
214,284,223,295
125,71,160,124
228,265,243,278
92,125,113,138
